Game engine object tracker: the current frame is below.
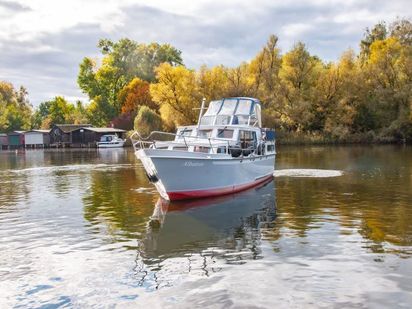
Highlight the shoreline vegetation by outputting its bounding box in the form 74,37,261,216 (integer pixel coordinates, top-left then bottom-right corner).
1,19,412,145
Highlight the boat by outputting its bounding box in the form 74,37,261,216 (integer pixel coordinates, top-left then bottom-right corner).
141,179,276,262
130,97,276,201
97,134,125,148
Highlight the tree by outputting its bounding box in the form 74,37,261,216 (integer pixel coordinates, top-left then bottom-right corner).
33,97,90,129
78,39,183,124
277,42,322,130
360,22,388,63
118,77,156,115
134,106,163,137
198,65,231,101
248,35,282,127
390,19,412,46
150,63,201,128
0,81,32,132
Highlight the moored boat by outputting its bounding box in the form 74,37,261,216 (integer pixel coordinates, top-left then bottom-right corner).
97,134,125,148
130,97,276,200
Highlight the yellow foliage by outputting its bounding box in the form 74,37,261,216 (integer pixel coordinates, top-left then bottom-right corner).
150,63,201,127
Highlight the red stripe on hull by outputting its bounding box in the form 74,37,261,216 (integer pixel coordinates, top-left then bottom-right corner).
167,174,274,201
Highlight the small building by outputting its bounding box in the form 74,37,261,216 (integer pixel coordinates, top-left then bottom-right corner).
0,133,8,150
24,130,51,148
49,124,92,147
7,131,25,149
70,127,126,147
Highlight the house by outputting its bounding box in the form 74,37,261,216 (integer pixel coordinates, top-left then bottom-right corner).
24,130,51,148
70,127,126,147
49,124,92,146
0,133,8,150
7,131,25,149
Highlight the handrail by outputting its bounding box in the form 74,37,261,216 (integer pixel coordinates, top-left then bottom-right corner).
130,130,236,149
130,130,275,156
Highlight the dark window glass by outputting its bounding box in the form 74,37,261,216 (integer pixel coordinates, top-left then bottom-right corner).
217,129,234,138
198,130,213,138
173,146,188,151
194,146,210,153
239,130,257,149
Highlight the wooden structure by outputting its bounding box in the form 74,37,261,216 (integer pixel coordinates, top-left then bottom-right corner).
24,130,51,148
7,131,25,149
0,133,8,150
70,127,126,147
49,124,92,147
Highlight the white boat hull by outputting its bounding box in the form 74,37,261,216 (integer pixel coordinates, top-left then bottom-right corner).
136,149,275,200
97,141,125,148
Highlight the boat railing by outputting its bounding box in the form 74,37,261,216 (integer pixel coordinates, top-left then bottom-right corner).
130,130,238,154
130,130,274,156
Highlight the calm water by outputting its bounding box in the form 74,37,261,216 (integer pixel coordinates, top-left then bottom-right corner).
1,145,412,308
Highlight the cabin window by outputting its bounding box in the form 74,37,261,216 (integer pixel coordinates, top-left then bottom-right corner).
179,129,192,136
173,146,188,151
217,129,234,138
218,99,238,115
194,146,210,153
267,144,275,152
198,129,213,138
217,146,227,154
239,130,257,149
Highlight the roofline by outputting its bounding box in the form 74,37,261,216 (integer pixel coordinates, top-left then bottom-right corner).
221,97,261,103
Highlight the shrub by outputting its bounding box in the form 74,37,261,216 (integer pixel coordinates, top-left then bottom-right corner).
134,106,163,137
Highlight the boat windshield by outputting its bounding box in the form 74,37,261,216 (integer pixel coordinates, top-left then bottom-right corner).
218,99,238,115
236,99,252,115
204,100,222,116
199,98,261,127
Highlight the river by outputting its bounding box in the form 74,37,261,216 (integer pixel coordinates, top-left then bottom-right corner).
0,145,411,308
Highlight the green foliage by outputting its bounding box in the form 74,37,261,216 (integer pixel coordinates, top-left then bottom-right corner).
33,97,90,129
134,106,163,137
0,82,32,132
77,38,182,124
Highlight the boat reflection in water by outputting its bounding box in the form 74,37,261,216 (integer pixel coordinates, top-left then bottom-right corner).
133,179,276,289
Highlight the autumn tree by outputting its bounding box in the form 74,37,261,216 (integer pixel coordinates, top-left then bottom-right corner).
0,81,32,132
150,63,201,128
360,21,388,63
248,34,282,127
118,77,156,115
78,39,182,123
134,106,163,137
277,42,322,131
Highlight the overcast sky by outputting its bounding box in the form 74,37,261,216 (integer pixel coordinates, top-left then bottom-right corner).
0,0,410,107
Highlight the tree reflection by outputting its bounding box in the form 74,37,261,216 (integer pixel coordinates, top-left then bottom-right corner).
82,164,157,238
274,145,412,255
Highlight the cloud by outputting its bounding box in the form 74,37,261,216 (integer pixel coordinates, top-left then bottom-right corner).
0,0,30,12
0,0,411,106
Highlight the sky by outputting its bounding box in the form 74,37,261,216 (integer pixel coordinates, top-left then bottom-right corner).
0,0,411,107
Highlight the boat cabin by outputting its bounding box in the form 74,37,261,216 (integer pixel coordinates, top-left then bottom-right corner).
151,98,275,157
99,134,120,142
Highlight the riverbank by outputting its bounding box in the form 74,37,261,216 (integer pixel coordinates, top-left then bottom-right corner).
275,131,411,145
